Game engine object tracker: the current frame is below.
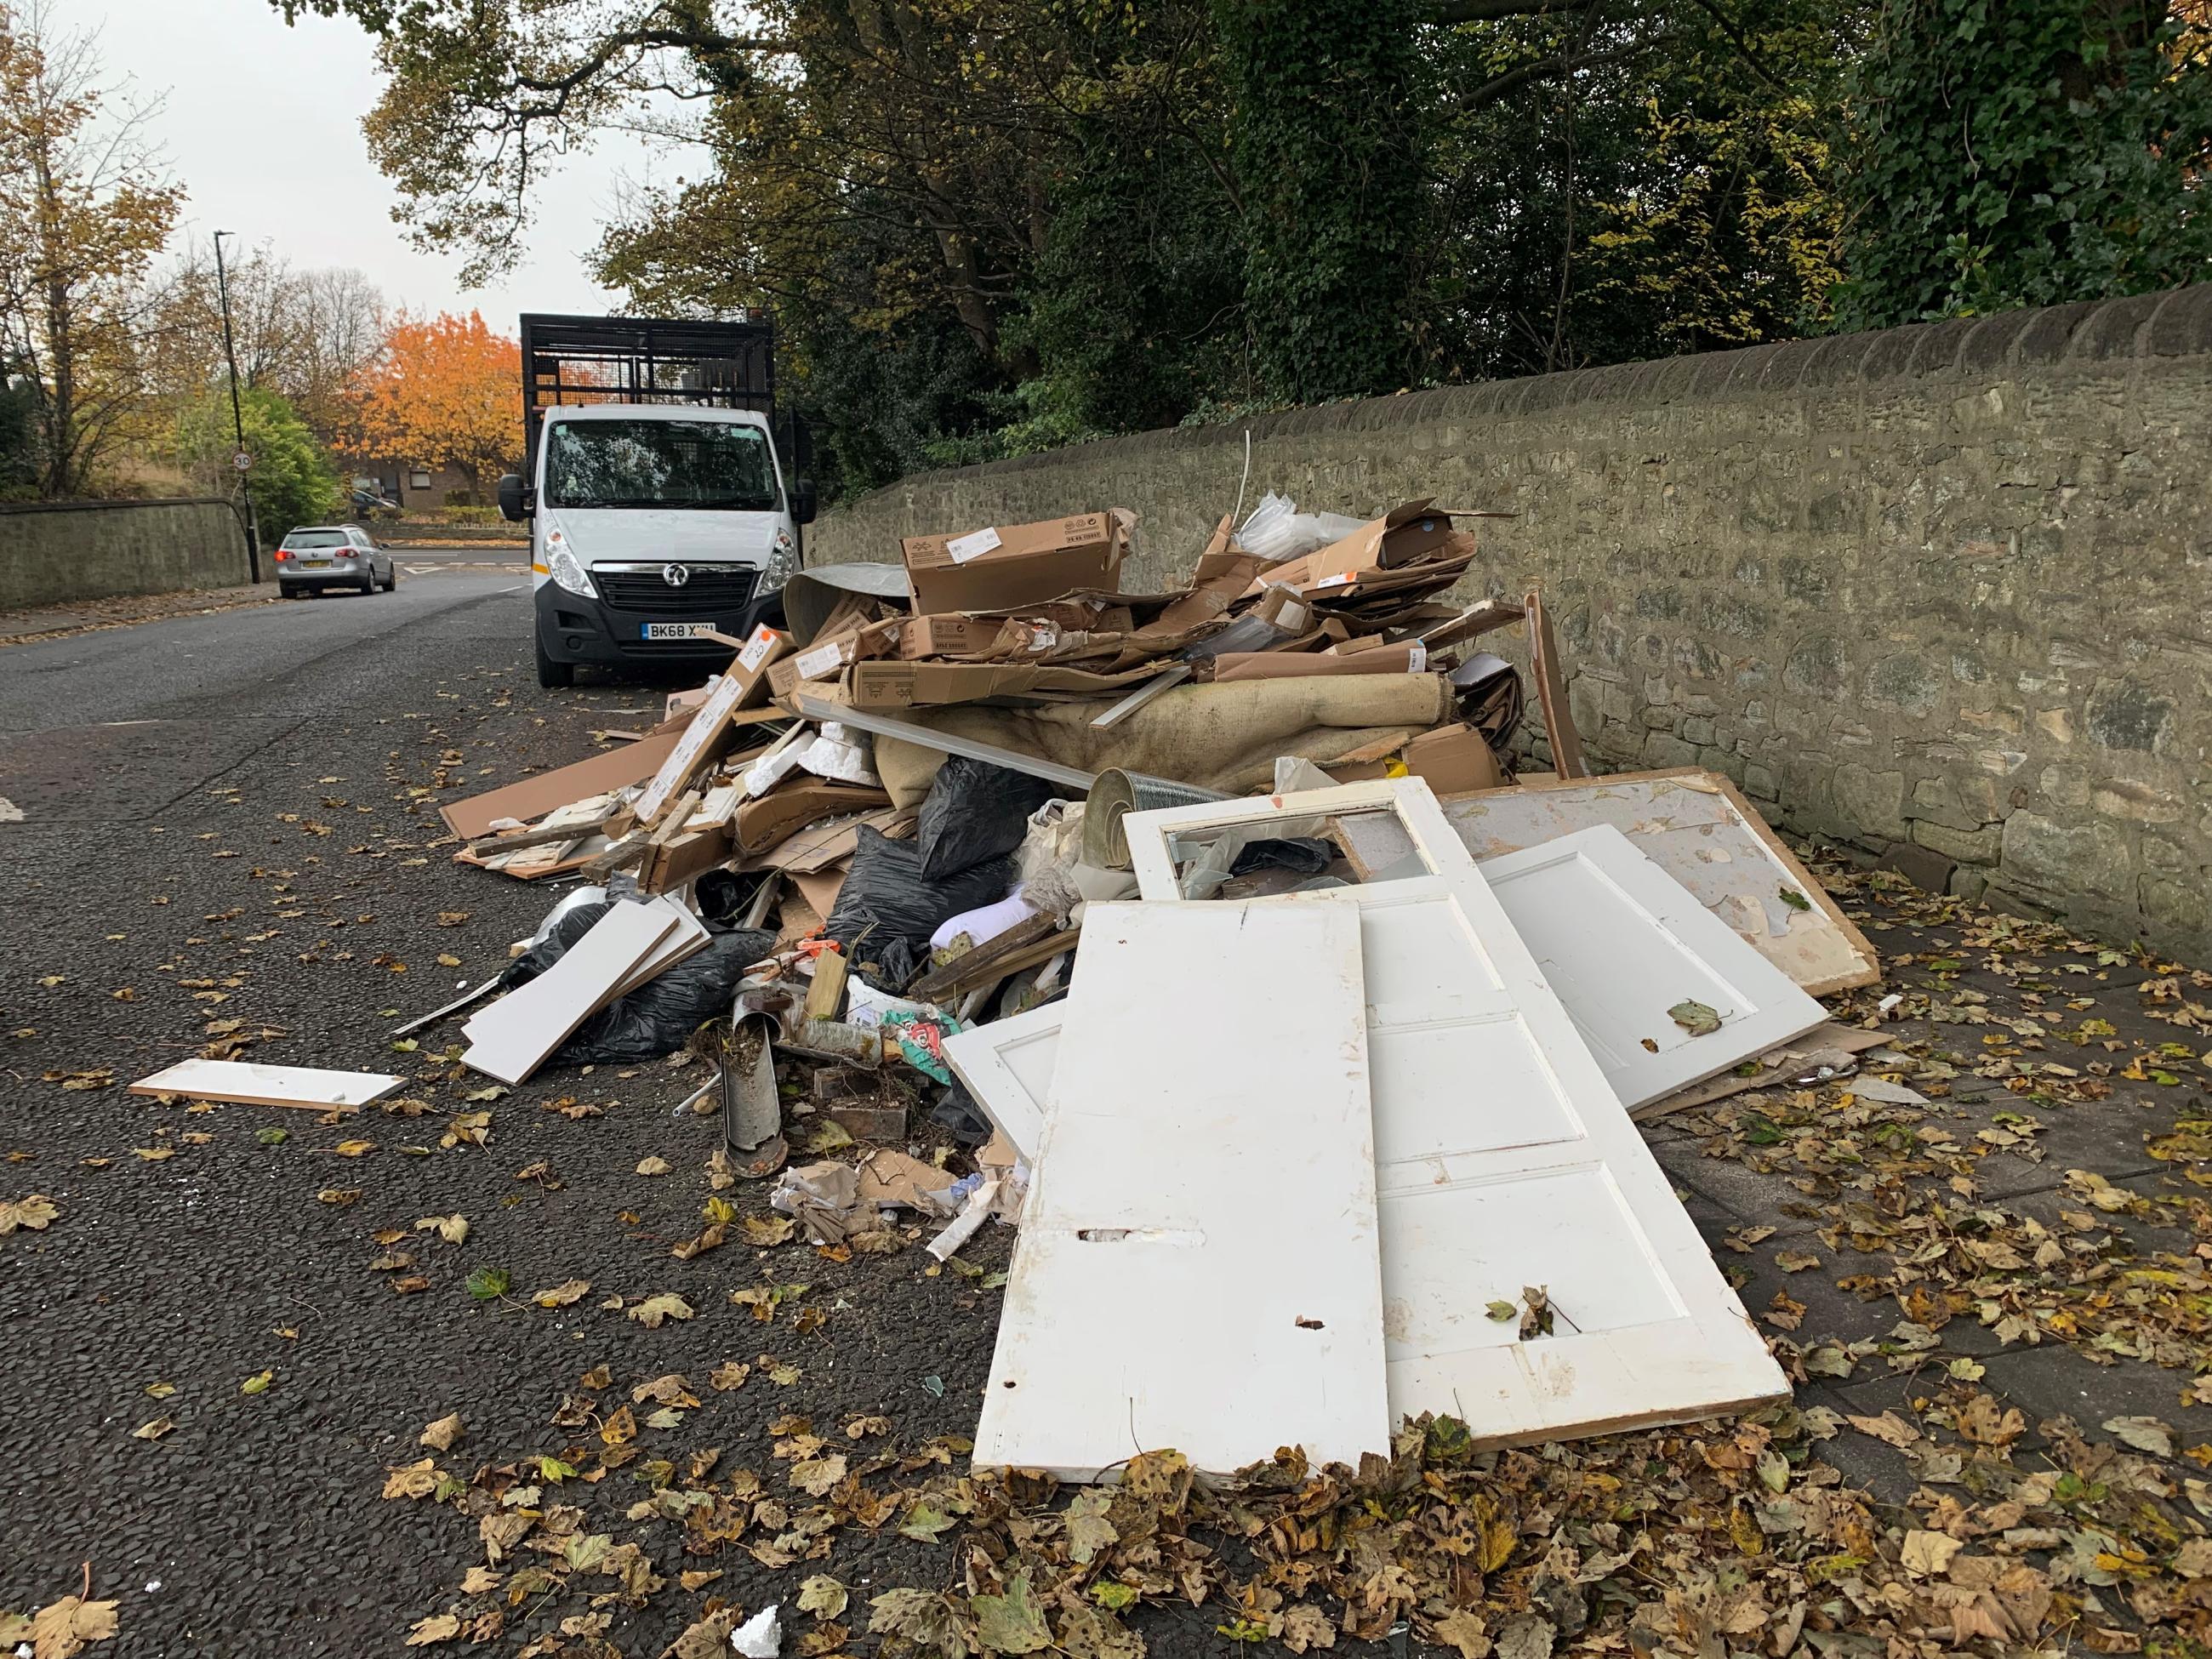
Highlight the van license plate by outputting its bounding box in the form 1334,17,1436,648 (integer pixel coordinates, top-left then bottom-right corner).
642,621,720,641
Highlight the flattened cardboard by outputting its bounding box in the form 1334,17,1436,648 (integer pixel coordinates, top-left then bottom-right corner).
897,615,1002,659
841,658,1154,710
1211,643,1428,683
440,730,682,841
900,510,1129,616
735,781,893,855
767,620,898,698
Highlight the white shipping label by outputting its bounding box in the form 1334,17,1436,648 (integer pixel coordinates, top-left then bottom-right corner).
945,527,1003,564
1312,573,1352,590
1406,644,1428,673
795,641,848,681
738,625,778,672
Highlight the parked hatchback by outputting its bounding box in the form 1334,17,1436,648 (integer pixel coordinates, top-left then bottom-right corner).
275,525,397,597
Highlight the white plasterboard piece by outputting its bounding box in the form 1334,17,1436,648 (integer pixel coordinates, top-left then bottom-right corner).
1122,777,1787,1445
462,903,681,1085
1368,771,1880,996
128,1058,402,1110
942,1001,1063,1160
1477,824,1827,1109
972,899,1388,1481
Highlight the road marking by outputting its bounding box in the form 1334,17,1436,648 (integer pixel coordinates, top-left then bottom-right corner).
497,583,529,594
402,563,439,573
0,796,24,823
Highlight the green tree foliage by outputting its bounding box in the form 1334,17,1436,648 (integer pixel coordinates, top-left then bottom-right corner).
1836,0,2212,326
0,365,38,499
1213,0,1422,402
273,0,2209,492
178,385,340,541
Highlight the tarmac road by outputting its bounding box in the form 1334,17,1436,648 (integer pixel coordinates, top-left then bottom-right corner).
0,579,1013,1656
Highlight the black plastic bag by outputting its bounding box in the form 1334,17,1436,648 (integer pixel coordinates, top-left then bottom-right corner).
1230,835,1335,877
499,899,775,1066
915,758,1057,881
560,926,777,1065
827,826,1016,991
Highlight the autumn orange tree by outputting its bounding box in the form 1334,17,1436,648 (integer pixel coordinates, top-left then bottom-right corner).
341,310,520,498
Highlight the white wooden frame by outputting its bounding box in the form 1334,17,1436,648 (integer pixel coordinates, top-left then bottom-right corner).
1121,778,1788,1445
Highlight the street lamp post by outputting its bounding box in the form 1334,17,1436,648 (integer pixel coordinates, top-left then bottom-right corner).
212,231,261,584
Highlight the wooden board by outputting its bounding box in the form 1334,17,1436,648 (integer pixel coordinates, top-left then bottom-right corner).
1525,587,1588,778
1336,768,1880,997
129,1058,401,1111
1477,824,1827,1109
1124,778,1788,1445
1631,1022,1890,1122
439,731,681,840
973,899,1388,1481
461,903,681,1085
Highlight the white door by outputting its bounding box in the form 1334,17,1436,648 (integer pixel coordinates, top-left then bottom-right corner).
1125,778,1787,1445
1477,824,1827,1109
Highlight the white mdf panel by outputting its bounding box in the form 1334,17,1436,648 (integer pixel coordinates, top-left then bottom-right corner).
1121,778,1787,1445
972,899,1388,1481
1478,824,1827,1109
461,903,680,1085
128,1059,402,1110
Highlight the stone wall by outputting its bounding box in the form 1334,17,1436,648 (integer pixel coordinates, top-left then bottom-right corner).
810,284,2212,956
0,498,250,610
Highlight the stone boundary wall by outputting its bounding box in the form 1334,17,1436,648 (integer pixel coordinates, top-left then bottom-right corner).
0,497,250,611
809,285,2212,957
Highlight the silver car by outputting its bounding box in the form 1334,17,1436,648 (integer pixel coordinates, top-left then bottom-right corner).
276,524,397,596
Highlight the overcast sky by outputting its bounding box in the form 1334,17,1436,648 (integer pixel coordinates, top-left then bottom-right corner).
91,0,671,326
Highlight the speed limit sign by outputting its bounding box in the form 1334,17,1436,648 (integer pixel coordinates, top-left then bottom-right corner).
232,450,253,471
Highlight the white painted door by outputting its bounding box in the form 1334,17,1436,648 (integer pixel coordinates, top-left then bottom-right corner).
1124,778,1787,1445
1478,824,1827,1108
972,899,1390,1480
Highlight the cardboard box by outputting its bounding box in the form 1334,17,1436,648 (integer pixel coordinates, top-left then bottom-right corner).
898,615,1002,659
767,621,896,698
1397,723,1504,795
901,510,1131,615
727,623,793,707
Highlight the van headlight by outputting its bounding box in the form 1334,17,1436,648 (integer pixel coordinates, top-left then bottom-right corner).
758,528,799,595
541,526,596,598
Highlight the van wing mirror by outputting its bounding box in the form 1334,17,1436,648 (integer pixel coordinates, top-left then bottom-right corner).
792,478,818,526
497,473,531,522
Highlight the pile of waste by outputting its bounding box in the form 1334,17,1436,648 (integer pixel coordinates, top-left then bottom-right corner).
159,493,1898,1478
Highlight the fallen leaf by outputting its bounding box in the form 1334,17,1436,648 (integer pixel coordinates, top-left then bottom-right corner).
420,1413,465,1451
2105,1415,2175,1457
328,1138,375,1157
636,1155,670,1177
710,1361,751,1391
416,1214,468,1244
131,1417,174,1441
799,1576,849,1621
532,1279,591,1308
743,1213,796,1246
970,1572,1050,1655
131,1146,174,1162
1774,1249,1821,1273
791,1452,847,1496
1847,1411,1919,1447
240,1369,274,1395
628,1292,694,1328
27,1594,119,1657
1901,1529,1964,1577
404,1611,461,1646
465,1265,511,1300
1668,1000,1722,1036
0,1194,60,1233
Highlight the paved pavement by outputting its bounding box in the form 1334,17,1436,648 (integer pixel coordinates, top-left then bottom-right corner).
2,583,2208,1654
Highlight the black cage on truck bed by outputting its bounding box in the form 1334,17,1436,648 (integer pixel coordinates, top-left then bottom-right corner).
519,312,778,475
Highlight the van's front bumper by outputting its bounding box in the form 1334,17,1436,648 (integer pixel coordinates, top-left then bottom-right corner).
534,570,786,671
